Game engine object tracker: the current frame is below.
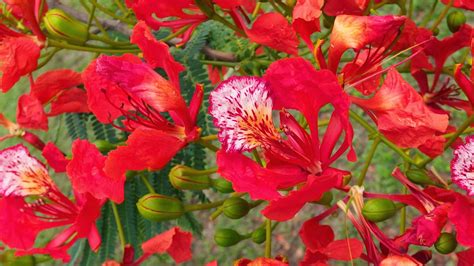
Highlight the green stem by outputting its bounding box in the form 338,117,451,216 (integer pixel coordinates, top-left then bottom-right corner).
430,0,452,31
421,0,438,27
184,200,225,212
197,139,220,152
200,60,239,67
265,219,272,258
140,174,156,193
349,111,417,165
114,0,128,14
357,137,381,186
160,26,191,42
90,0,135,24
111,201,126,249
36,48,61,70
48,39,140,54
85,4,96,41
407,0,414,18
400,187,407,233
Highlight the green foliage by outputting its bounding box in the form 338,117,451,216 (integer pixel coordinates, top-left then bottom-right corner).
64,113,89,140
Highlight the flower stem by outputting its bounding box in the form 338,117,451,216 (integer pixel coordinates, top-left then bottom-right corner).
140,174,156,194
184,200,225,212
265,219,272,258
111,201,126,249
421,0,438,27
48,39,140,54
399,187,407,233
357,137,381,186
200,60,239,67
430,0,452,31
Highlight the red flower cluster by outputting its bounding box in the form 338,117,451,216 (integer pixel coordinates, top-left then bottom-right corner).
0,0,473,265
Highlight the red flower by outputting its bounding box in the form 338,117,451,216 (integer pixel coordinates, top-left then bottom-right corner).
42,142,69,172
441,0,474,10
457,248,474,266
352,68,449,157
234,257,289,266
245,12,299,55
67,140,125,203
0,0,48,92
0,143,119,261
451,135,474,196
299,218,363,265
15,69,88,131
292,0,324,49
0,25,42,92
30,69,88,116
82,22,203,181
141,227,193,264
210,58,354,221
125,0,207,44
323,0,370,16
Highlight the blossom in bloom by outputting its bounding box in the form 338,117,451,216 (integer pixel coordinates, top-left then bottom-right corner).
234,257,288,266
451,135,474,196
323,0,370,16
291,0,324,49
245,12,300,55
457,248,474,266
441,0,474,10
83,22,203,181
210,57,355,221
299,218,363,265
125,0,209,45
352,68,449,157
0,142,119,261
0,0,48,92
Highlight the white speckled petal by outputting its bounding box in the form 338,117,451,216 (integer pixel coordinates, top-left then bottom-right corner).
209,76,280,152
451,135,474,196
0,145,54,197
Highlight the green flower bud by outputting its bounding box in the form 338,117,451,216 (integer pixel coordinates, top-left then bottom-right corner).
214,228,244,247
447,11,466,33
43,9,89,43
251,228,266,244
222,197,250,219
432,27,440,36
406,169,434,186
169,165,212,190
312,191,333,206
212,178,234,193
0,251,35,266
93,140,116,153
137,193,184,222
435,232,458,254
362,198,397,222
286,0,297,7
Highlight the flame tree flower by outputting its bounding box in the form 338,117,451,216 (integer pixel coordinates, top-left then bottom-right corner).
210,57,355,221
451,135,474,196
82,22,203,181
0,140,123,262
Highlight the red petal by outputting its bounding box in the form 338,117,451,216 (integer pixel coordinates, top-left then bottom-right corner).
42,142,69,173
216,151,306,201
0,197,44,249
323,0,369,16
67,139,125,203
16,94,48,131
379,255,422,266
292,0,323,48
262,169,342,221
82,54,140,123
448,195,474,247
104,128,185,181
299,219,335,250
264,58,355,163
324,239,363,261
131,21,185,88
441,0,474,11
457,248,474,266
95,55,188,116
4,0,46,39
0,35,41,92
246,12,299,55
328,15,405,72
47,87,90,116
142,227,192,264
30,69,82,104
